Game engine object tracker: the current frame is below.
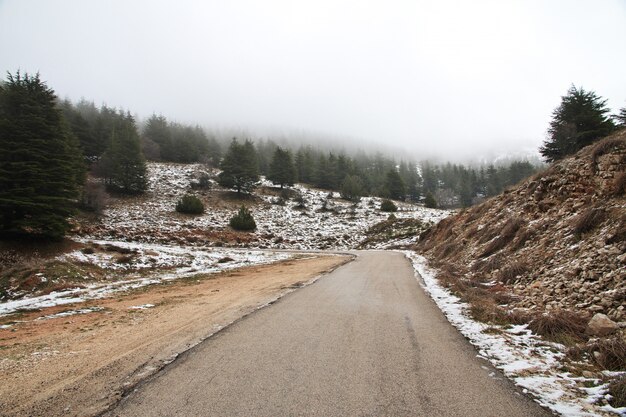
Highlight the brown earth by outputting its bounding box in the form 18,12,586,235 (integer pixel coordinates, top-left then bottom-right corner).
0,254,351,417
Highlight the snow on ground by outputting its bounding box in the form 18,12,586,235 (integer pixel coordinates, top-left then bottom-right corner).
0,242,293,316
84,163,449,250
403,251,626,417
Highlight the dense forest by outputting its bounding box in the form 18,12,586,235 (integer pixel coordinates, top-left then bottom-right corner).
56,95,545,209
9,72,625,238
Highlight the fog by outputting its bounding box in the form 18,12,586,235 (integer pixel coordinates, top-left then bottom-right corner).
1,0,625,161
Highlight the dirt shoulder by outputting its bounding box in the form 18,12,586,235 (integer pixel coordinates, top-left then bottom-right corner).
0,254,351,417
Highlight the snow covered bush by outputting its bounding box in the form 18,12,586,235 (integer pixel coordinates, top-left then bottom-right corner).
229,205,256,231
175,194,204,214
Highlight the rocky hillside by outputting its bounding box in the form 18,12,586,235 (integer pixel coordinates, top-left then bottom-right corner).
416,130,626,324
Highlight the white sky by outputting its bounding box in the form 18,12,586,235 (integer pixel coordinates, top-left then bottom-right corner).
1,0,625,160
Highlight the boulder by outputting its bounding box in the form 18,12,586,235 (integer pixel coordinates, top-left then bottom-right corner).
586,313,619,336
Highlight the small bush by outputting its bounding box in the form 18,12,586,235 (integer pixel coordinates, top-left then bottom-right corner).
176,194,205,214
380,199,398,212
424,192,437,209
230,205,256,231
572,208,605,236
608,375,626,408
527,310,589,344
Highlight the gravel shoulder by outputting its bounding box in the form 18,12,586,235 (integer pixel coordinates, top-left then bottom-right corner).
0,254,350,417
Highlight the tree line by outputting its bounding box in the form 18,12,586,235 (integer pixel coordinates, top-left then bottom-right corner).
3,71,621,240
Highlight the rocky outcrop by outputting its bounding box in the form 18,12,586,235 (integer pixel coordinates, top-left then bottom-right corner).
586,313,619,336
416,130,626,323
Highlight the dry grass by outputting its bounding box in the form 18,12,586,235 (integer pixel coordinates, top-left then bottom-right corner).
471,253,504,274
591,135,626,172
438,241,460,260
466,294,510,325
479,217,522,258
527,310,589,345
498,261,529,284
510,226,535,251
608,375,626,408
571,208,606,236
578,337,626,371
610,172,626,196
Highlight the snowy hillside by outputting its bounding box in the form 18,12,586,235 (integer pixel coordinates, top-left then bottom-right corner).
76,162,449,250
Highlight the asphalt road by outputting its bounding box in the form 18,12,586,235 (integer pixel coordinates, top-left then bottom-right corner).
107,251,552,417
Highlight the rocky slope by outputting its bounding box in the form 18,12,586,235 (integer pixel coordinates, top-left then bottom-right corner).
416,130,626,324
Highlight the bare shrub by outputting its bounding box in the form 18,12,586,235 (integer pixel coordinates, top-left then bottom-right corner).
527,310,589,344
572,208,606,235
608,375,626,408
498,261,529,284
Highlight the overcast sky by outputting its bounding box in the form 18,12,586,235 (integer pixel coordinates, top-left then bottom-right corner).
1,0,625,161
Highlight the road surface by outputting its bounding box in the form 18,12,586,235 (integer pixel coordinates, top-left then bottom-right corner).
107,251,551,417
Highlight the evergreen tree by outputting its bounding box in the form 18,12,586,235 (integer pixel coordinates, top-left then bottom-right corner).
314,153,334,189
340,175,364,202
424,192,437,208
59,99,97,160
268,146,296,188
384,169,405,200
295,147,315,183
143,114,171,160
540,86,614,162
218,138,259,194
0,71,85,239
101,113,147,194
614,107,626,128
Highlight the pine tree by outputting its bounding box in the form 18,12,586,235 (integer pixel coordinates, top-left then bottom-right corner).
101,113,147,194
218,138,259,194
143,114,172,161
384,169,405,200
340,175,364,202
295,147,315,184
540,86,614,162
614,107,626,128
0,71,85,239
424,192,437,209
268,146,296,188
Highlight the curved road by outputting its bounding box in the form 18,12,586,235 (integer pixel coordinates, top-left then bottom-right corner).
107,251,551,417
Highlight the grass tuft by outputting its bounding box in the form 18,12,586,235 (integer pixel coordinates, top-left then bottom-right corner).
608,375,626,408
571,208,606,236
527,310,589,345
